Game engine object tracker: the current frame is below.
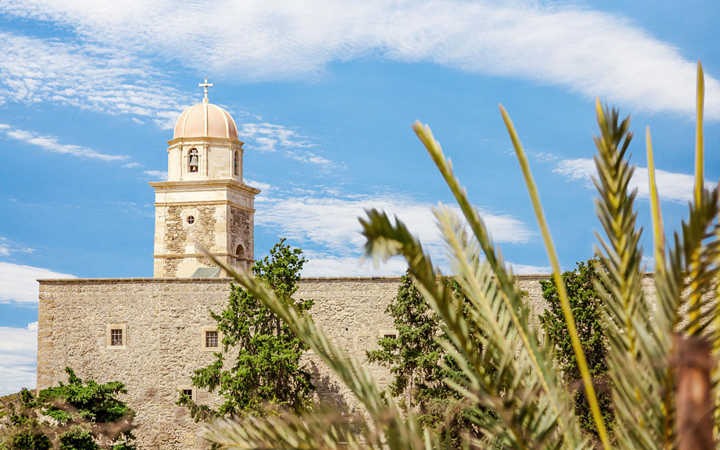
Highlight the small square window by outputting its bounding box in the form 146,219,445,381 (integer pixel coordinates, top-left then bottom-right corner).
182,389,193,398
110,329,123,346
205,331,218,348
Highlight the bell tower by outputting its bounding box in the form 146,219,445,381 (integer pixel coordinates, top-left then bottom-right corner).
150,80,260,278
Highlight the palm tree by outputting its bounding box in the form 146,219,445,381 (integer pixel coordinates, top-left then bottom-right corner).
200,62,719,449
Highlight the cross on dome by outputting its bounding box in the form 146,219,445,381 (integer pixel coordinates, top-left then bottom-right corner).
199,78,213,102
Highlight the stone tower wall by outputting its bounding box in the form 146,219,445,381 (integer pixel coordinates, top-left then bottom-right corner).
37,275,657,449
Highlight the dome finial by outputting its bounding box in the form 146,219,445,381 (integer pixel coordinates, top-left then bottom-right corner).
198,78,213,103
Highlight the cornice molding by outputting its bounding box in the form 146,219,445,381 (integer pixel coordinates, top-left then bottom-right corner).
149,179,261,195
154,252,255,260
153,200,255,212
167,136,244,147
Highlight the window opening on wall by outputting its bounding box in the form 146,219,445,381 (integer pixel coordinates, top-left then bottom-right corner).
205,330,219,348
187,215,195,224
110,329,123,346
383,333,396,340
189,148,199,173
181,389,193,398
233,150,239,176
235,244,244,260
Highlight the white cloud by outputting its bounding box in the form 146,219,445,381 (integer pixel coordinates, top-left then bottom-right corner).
0,31,189,128
2,1,718,119
0,30,333,166
302,255,550,277
0,262,74,304
255,187,534,276
143,170,168,180
0,237,34,256
0,321,37,395
302,255,408,277
238,122,334,168
122,162,142,168
257,193,532,259
0,123,127,161
509,263,552,275
238,123,313,152
554,158,715,203
244,178,272,192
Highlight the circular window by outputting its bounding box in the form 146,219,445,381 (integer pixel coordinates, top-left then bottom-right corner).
187,215,195,224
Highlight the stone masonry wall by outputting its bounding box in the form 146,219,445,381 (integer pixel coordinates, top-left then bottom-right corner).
37,275,657,449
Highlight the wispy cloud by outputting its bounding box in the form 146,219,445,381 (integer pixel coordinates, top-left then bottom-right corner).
143,170,168,180
0,123,127,161
509,263,552,275
0,321,37,395
0,237,34,256
3,1,717,119
257,192,532,256
238,122,335,168
0,262,74,304
554,158,715,203
0,31,189,128
302,255,408,277
256,187,533,276
301,254,551,278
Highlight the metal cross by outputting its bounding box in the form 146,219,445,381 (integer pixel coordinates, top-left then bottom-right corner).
199,78,213,102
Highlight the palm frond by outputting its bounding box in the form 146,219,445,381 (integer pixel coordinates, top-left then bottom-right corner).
199,251,434,450
435,206,588,448
364,121,585,448
202,413,369,449
500,105,611,449
591,99,662,447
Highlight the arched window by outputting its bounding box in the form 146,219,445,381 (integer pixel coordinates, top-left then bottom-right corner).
188,148,199,173
233,150,239,176
235,244,244,260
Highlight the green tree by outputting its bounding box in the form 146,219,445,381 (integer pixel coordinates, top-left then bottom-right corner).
366,272,479,445
539,259,612,436
0,368,136,449
183,238,315,419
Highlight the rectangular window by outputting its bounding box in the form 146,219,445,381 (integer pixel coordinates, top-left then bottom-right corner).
110,329,123,346
182,389,193,398
205,330,219,348
383,333,396,339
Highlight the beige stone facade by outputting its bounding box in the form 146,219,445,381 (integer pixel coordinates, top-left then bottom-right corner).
36,274,659,449
37,277,401,448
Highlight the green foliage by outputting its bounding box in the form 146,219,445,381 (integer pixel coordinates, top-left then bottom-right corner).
59,427,98,450
10,431,51,450
367,272,455,404
539,259,612,436
185,238,315,419
40,368,131,423
366,272,480,444
0,369,136,450
195,64,720,449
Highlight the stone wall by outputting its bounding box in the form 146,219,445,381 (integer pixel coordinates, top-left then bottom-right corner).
36,275,656,449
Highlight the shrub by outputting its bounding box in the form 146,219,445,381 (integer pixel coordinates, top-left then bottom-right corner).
0,368,136,449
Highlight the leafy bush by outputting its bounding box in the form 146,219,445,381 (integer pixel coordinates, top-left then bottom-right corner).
197,63,719,449
59,427,98,450
0,368,136,449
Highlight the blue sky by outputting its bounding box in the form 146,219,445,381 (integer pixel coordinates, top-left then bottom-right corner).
0,0,718,394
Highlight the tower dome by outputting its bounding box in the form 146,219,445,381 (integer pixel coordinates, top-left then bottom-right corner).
173,102,239,140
